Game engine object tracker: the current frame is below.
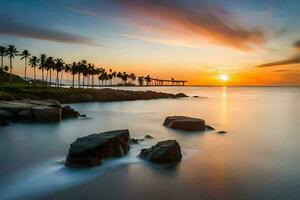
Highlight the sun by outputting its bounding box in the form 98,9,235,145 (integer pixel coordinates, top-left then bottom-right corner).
219,74,229,82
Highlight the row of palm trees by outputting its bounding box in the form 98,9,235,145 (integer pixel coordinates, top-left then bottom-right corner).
0,45,153,87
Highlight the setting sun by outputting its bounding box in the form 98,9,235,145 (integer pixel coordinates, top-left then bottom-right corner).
219,74,229,82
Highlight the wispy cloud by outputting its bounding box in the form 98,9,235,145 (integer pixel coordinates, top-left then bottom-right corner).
257,38,300,67
273,69,300,72
256,55,300,67
71,0,265,51
294,40,300,51
0,16,99,46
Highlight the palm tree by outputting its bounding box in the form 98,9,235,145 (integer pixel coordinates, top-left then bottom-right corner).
39,54,47,83
129,73,136,85
20,50,31,81
145,75,151,86
29,56,39,81
64,64,71,86
120,72,129,85
45,57,54,86
6,45,19,82
54,58,64,87
0,46,7,71
138,76,144,86
70,62,77,87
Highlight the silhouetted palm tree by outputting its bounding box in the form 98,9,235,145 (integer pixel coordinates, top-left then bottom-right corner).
39,54,47,83
64,64,71,86
145,75,151,86
121,72,129,84
6,45,19,82
29,56,39,81
70,62,78,87
129,73,136,85
138,76,144,86
54,58,64,87
0,46,7,71
45,57,54,85
20,50,31,81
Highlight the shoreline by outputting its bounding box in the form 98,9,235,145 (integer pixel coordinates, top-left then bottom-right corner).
0,84,188,104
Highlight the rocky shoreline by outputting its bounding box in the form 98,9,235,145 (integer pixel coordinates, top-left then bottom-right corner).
0,99,80,125
0,85,188,104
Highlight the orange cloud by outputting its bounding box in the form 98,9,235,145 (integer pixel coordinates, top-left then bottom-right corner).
74,0,265,50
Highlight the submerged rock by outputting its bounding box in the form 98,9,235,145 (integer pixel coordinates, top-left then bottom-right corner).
144,135,154,139
131,138,144,144
217,131,227,134
205,125,216,131
61,106,79,119
139,140,182,164
174,93,188,98
163,116,206,131
66,129,130,168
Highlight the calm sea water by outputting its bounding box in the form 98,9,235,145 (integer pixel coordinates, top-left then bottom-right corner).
0,86,300,200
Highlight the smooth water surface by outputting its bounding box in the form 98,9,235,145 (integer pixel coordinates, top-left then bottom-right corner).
0,87,300,200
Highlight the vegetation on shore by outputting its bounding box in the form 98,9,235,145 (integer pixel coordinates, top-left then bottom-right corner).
0,82,187,104
0,44,154,87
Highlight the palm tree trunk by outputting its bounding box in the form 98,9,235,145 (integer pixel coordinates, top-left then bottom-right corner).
34,66,36,80
9,57,12,83
24,58,27,81
42,68,44,83
72,74,75,87
60,71,63,87
78,74,80,88
50,70,52,87
56,71,59,87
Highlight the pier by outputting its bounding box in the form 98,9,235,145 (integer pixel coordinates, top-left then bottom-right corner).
150,78,187,86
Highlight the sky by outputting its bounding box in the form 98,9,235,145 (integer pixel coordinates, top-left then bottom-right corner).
1,0,300,86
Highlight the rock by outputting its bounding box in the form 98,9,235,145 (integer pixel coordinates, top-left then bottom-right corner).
17,109,32,120
131,138,144,144
205,125,215,130
174,93,188,98
32,106,61,122
66,130,130,168
79,114,87,118
193,96,199,98
0,109,13,120
61,105,79,119
139,140,182,164
0,120,9,126
144,135,154,139
217,131,227,134
163,116,206,131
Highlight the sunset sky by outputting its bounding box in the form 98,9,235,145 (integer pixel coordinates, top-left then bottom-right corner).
1,0,300,85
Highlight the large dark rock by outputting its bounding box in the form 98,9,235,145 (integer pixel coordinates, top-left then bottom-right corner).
163,116,206,131
139,140,182,164
32,106,61,122
61,105,79,119
66,130,130,168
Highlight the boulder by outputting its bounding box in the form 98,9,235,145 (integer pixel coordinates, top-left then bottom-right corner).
174,93,188,98
61,105,79,119
0,109,13,120
163,116,206,131
17,109,32,120
32,106,61,122
66,130,130,168
139,140,182,164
